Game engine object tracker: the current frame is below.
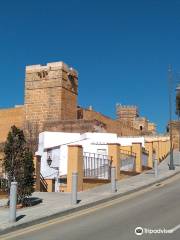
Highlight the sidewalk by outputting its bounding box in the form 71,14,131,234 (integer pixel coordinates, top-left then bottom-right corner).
0,151,180,234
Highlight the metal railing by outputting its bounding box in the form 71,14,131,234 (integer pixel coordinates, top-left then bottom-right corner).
142,153,149,167
120,150,136,171
83,152,112,179
40,173,48,192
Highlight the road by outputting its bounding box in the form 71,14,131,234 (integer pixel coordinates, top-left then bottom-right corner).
2,174,180,240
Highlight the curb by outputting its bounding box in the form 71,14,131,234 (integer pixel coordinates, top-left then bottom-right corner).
0,169,180,236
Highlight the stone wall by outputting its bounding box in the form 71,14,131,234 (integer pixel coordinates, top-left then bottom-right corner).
44,108,141,136
0,61,156,148
44,119,106,133
80,108,141,136
24,62,78,130
0,106,24,143
147,122,156,134
133,117,149,132
116,104,139,121
116,104,156,135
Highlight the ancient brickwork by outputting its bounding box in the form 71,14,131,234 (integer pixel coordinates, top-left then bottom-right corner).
0,61,156,148
116,104,156,135
24,62,78,130
133,117,148,131
80,108,141,136
147,122,156,134
44,119,106,133
116,104,139,121
0,106,24,143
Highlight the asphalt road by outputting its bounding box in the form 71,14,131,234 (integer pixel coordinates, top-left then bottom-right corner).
2,175,180,240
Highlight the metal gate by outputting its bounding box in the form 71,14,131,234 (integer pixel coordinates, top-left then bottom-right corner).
83,152,112,179
142,149,149,167
120,150,136,171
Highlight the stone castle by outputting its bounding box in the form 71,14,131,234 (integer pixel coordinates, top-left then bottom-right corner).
0,61,156,146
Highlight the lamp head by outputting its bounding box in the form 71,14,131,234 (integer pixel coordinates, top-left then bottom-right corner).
47,155,52,167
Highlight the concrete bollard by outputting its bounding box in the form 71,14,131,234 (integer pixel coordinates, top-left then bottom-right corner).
154,159,158,178
111,167,117,193
71,172,78,205
9,181,17,223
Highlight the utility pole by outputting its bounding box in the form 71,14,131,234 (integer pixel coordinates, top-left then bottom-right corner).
168,64,175,170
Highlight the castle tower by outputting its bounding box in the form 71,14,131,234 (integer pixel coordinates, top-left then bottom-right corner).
24,61,78,130
116,104,139,121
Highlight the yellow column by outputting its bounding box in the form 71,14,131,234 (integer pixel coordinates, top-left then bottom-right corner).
132,143,142,173
33,155,41,191
108,143,121,180
153,141,159,162
45,179,55,192
159,140,163,161
67,145,83,192
161,140,166,159
165,140,168,156
167,140,170,155
144,142,153,168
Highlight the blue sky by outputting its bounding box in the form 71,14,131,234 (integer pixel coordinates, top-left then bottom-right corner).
0,0,180,132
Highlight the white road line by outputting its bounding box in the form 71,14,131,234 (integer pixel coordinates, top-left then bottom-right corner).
170,224,180,233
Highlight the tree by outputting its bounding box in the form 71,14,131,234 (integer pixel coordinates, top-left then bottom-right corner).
23,121,40,154
3,125,35,203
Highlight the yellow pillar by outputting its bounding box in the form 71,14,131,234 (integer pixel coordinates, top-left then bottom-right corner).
108,143,121,180
33,155,41,191
144,142,153,168
161,140,166,159
45,179,55,192
166,140,170,156
165,140,168,156
167,140,170,155
159,140,163,161
153,141,159,162
67,145,83,192
132,143,142,173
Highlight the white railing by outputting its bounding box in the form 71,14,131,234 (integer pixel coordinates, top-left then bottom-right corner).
120,150,136,171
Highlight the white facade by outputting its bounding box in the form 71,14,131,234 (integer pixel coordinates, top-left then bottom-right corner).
36,131,145,181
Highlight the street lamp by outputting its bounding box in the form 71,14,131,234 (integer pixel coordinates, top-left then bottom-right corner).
168,64,175,170
47,155,60,192
47,156,52,167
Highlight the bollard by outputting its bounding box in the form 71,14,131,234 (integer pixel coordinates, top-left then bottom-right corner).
9,181,17,223
111,167,117,193
154,159,158,178
71,172,78,205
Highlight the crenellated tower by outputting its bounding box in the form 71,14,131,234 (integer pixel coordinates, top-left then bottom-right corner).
24,61,78,130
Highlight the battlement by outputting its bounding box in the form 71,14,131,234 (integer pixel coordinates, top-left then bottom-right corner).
116,103,139,120
116,103,138,110
26,61,78,76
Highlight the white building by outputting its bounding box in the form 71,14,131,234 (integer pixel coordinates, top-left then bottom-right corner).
36,131,145,182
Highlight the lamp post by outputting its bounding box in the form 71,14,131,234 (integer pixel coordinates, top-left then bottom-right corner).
168,64,175,170
47,155,60,192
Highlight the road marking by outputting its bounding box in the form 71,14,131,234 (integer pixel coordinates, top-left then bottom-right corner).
170,224,180,233
1,173,180,239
